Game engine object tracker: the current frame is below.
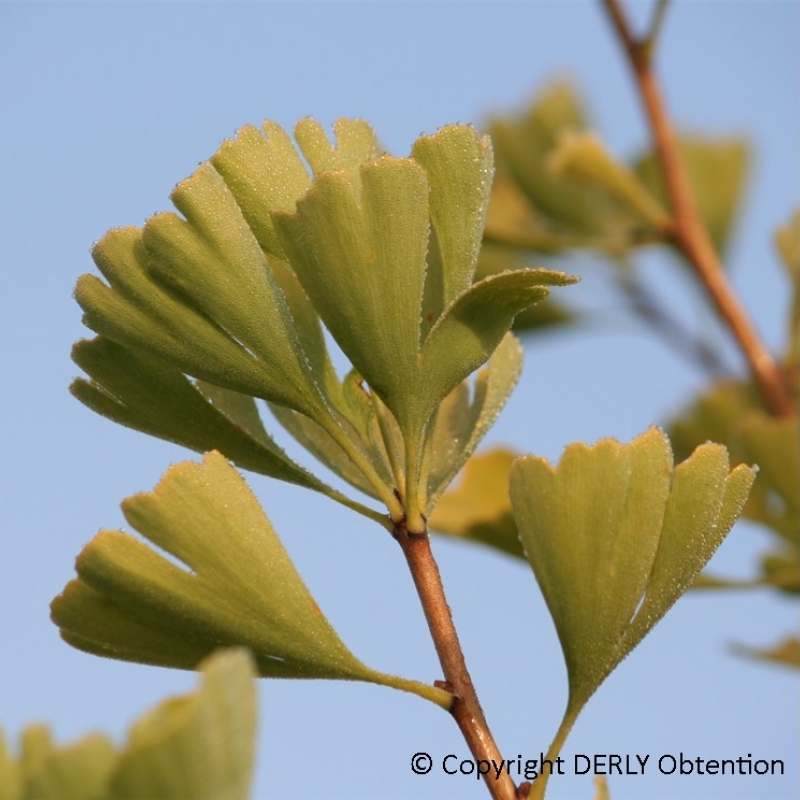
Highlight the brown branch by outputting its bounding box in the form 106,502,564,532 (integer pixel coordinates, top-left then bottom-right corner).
601,0,795,417
394,520,518,800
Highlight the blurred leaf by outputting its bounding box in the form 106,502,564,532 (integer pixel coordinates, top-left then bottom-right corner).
483,175,573,252
634,135,749,254
488,82,645,250
0,729,22,800
671,382,799,545
547,131,670,231
0,650,259,800
51,453,451,708
23,733,116,800
430,447,522,559
510,428,754,719
740,413,799,541
731,636,800,670
109,648,256,800
775,209,800,361
776,209,800,279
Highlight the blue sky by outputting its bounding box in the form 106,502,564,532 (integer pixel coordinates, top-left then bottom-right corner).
1,2,797,799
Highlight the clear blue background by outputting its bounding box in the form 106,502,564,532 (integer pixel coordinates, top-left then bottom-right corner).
1,2,797,799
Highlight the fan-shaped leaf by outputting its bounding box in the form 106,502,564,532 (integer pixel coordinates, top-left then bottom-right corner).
109,648,256,800
510,428,754,713
51,453,451,708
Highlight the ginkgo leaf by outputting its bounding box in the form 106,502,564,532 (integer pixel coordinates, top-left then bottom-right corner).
269,401,388,500
510,428,754,737
15,727,115,800
51,453,451,709
109,648,256,800
210,118,382,262
294,117,383,182
411,125,494,311
489,82,638,243
426,333,523,510
634,135,749,254
71,337,322,490
273,157,430,427
547,131,670,232
0,650,259,800
731,636,800,670
141,163,328,419
415,269,576,434
77,228,283,402
475,244,576,332
739,413,799,536
429,447,522,559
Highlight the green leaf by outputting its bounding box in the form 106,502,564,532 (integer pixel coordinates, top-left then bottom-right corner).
51,453,450,707
22,732,116,800
429,447,522,559
294,117,383,181
510,428,754,716
776,209,800,280
70,337,324,491
273,157,430,427
269,399,389,500
547,131,670,231
634,135,749,254
488,82,639,246
775,209,800,361
77,228,282,402
670,381,799,545
0,650,259,800
731,636,800,670
740,413,799,534
475,244,576,333
411,125,494,311
210,118,381,261
141,163,328,418
109,648,256,800
426,333,523,510
0,730,21,800
415,269,576,433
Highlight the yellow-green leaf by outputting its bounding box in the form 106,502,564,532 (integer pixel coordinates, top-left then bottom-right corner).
488,82,636,245
634,135,749,254
71,337,324,492
429,447,522,559
426,334,523,511
142,163,327,418
109,649,257,800
273,157,430,428
411,125,494,310
547,131,670,232
51,453,451,708
731,636,800,670
416,269,576,437
0,730,21,800
23,733,116,800
510,428,754,715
